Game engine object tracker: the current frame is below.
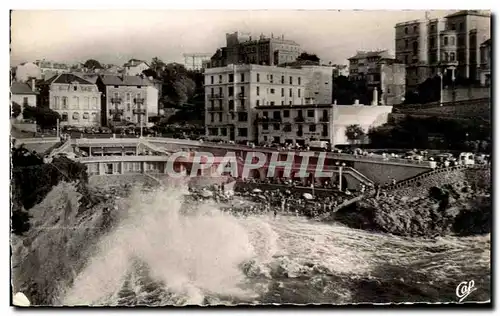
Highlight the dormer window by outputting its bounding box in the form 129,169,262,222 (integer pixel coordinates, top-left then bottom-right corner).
73,86,78,91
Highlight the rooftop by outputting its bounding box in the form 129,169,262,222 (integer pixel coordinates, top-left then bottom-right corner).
445,10,491,18
348,50,394,60
99,74,154,86
123,59,149,68
11,82,37,95
46,73,95,85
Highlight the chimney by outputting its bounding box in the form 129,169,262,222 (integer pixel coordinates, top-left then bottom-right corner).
372,88,378,106
30,77,36,92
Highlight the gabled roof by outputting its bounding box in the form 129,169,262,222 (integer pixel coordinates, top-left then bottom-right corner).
99,74,154,86
481,39,491,47
348,50,393,60
123,59,149,68
11,82,37,95
46,73,95,85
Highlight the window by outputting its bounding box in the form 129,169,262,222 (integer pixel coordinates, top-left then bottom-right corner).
61,112,68,121
283,110,290,117
269,74,273,83
459,22,464,31
309,125,316,132
257,86,260,96
270,101,275,106
23,97,28,105
219,87,223,95
281,75,284,84
84,97,90,109
83,112,89,120
281,88,284,97
229,100,234,110
257,73,260,82
210,76,214,84
289,88,292,97
404,55,409,64
298,77,301,85
263,123,268,130
273,111,280,120
62,97,68,109
430,24,435,32
73,85,78,91
444,36,448,46
307,110,314,117
289,76,293,85
413,25,417,33
405,39,409,49
256,100,260,106
270,88,275,94
228,87,233,96
450,37,455,45
92,97,97,108
229,74,234,82
298,89,301,98
241,73,245,82
72,112,80,121
444,52,449,61
281,101,285,105
263,111,268,118
137,86,141,89
451,23,456,31
404,27,408,34
221,128,227,136
289,101,292,105
430,37,435,48
218,113,222,121
450,52,456,61
127,104,131,111
238,128,248,137
273,123,280,130
412,41,418,55
210,113,214,122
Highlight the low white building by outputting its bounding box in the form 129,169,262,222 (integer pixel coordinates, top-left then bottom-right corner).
255,103,393,146
11,79,38,120
123,59,150,76
47,73,102,127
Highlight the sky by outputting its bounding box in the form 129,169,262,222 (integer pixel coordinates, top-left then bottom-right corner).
10,10,456,67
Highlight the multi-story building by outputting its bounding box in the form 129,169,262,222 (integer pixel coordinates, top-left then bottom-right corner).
123,59,150,76
96,74,158,127
255,103,393,146
479,39,491,86
204,64,333,143
395,10,491,89
47,73,102,127
11,79,38,120
34,60,70,80
209,32,302,68
348,50,406,105
183,53,212,71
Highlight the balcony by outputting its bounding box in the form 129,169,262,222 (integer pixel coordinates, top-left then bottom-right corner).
237,106,247,112
208,106,223,112
109,109,124,115
320,116,329,122
238,92,247,99
111,97,122,103
296,131,303,137
134,97,145,104
208,94,224,100
295,116,305,123
132,109,146,115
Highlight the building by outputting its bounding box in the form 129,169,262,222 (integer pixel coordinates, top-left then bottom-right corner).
123,59,150,76
204,64,334,143
34,60,70,80
14,62,42,82
395,10,491,89
11,79,38,120
47,73,102,127
348,51,406,105
209,32,302,68
183,53,212,71
255,103,393,146
479,39,491,86
96,74,158,127
332,64,349,78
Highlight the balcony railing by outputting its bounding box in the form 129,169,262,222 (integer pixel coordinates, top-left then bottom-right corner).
296,131,303,137
132,109,146,115
237,106,247,112
134,97,145,104
320,117,329,122
109,109,124,115
238,93,247,99
208,106,223,111
208,94,224,100
111,97,122,103
295,116,305,123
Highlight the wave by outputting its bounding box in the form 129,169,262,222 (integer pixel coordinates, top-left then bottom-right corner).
12,181,491,305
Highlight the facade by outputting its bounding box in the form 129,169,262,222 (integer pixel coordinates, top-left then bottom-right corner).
479,39,491,86
395,10,491,89
210,32,302,68
183,53,212,71
47,73,102,127
96,75,158,127
15,62,42,82
348,51,406,105
332,64,349,78
204,64,333,142
11,80,38,120
34,60,70,80
123,59,150,76
254,104,393,146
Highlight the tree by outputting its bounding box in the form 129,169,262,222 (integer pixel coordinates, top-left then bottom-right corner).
345,124,365,144
159,63,197,108
22,106,60,129
150,57,166,77
83,59,103,70
11,102,21,118
297,52,320,63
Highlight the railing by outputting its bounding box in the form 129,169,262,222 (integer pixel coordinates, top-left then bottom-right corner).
76,155,170,163
133,109,146,115
238,93,247,99
208,94,224,100
295,117,305,123
319,117,329,122
109,109,124,115
208,106,223,111
134,98,145,104
111,97,122,103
